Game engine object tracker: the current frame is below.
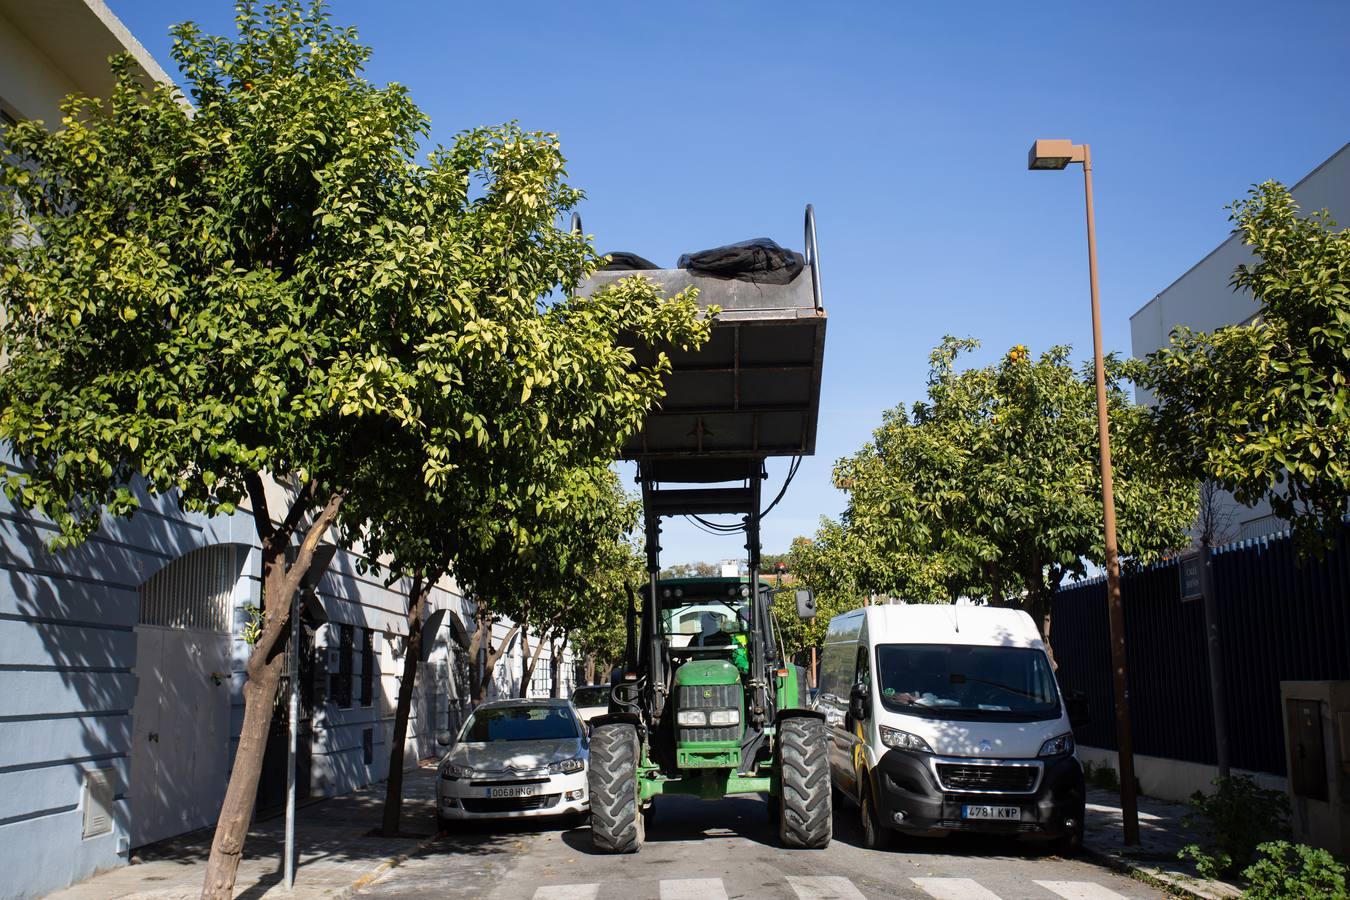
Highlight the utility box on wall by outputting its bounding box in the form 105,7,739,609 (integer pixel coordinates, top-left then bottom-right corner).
1280,681,1350,860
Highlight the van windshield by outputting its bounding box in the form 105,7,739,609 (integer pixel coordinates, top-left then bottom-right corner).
874,644,1059,722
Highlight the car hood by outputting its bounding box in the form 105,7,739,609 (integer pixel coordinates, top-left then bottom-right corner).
441,738,584,771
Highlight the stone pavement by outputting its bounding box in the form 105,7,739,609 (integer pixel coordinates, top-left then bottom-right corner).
46,763,443,899
1083,786,1243,900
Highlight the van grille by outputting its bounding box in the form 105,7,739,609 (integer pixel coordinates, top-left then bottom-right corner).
935,763,1039,793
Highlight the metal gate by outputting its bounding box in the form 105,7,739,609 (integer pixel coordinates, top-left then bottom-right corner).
129,544,246,847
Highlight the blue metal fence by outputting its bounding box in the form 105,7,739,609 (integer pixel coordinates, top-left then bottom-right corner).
1052,528,1350,776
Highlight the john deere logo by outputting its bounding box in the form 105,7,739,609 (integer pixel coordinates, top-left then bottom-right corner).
702,689,713,699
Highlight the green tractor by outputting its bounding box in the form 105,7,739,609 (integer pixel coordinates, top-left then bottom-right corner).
579,206,832,852
588,575,830,851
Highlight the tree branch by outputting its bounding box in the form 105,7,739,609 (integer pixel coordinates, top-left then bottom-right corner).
243,471,274,544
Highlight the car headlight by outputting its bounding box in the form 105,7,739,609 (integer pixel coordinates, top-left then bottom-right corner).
548,757,585,774
676,709,708,727
708,708,740,727
1038,732,1075,757
879,726,933,753
440,762,473,779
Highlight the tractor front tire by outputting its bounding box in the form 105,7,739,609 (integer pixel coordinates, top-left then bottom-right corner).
777,717,832,849
588,723,643,853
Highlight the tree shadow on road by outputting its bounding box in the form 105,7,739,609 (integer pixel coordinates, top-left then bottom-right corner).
560,795,785,854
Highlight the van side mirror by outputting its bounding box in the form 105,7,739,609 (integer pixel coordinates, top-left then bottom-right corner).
795,589,816,619
436,730,453,747
1065,691,1090,729
848,682,870,722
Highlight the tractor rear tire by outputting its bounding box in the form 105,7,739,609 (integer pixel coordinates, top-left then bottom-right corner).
777,717,832,849
588,723,643,853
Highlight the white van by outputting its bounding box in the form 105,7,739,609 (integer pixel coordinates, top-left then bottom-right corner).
814,604,1087,852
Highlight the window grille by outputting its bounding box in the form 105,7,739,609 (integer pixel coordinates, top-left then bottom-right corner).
139,544,245,633
331,624,353,708
360,629,374,707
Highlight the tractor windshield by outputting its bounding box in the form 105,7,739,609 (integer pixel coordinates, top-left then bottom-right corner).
654,581,751,648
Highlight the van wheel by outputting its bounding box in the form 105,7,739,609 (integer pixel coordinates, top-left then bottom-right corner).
859,780,893,850
589,723,643,853
778,717,832,849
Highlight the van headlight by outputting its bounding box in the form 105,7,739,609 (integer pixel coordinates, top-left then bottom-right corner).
879,726,933,753
548,757,585,774
1038,732,1075,757
677,709,707,727
708,709,740,727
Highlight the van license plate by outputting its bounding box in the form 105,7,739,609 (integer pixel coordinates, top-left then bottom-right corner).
963,805,1020,820
487,785,540,799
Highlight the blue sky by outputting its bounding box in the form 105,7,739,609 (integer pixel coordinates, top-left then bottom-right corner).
110,0,1350,566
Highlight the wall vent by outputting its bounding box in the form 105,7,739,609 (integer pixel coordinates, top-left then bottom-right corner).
82,768,115,839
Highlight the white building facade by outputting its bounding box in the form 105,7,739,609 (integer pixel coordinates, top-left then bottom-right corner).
1,3,573,896
1129,141,1350,540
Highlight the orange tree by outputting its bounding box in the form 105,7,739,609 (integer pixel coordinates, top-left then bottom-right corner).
1143,182,1350,555
829,338,1194,655
0,3,708,893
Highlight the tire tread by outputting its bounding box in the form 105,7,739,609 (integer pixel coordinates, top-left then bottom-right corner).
588,723,643,853
777,717,832,849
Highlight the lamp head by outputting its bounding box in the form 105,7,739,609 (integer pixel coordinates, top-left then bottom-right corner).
1028,139,1084,170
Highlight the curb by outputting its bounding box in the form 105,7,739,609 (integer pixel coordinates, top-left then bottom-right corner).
337,831,444,898
1082,844,1240,900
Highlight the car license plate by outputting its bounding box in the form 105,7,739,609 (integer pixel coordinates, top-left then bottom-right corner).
486,785,541,799
962,805,1021,821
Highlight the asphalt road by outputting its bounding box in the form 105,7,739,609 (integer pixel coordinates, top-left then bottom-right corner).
357,794,1166,900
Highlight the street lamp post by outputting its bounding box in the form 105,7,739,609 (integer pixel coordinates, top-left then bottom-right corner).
1028,138,1140,846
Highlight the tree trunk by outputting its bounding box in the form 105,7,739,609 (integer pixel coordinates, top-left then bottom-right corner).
583,652,596,686
382,569,438,838
201,488,343,900
518,628,549,699
548,629,567,699
470,613,518,704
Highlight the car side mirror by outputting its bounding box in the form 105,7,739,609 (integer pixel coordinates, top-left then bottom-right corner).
436,730,453,747
1065,691,1090,729
848,682,870,722
795,588,816,619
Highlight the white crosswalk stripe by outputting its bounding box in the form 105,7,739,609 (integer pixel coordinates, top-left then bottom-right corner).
912,877,1003,900
660,878,730,900
1034,881,1129,899
787,875,868,899
530,885,600,900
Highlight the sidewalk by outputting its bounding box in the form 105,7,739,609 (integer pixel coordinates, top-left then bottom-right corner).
47,763,443,899
1083,787,1243,900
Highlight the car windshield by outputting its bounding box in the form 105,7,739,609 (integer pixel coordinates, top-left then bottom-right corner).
572,686,609,708
460,705,579,742
875,644,1059,721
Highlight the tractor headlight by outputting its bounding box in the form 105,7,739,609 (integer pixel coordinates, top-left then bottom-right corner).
1038,732,1075,757
708,708,740,727
548,757,585,774
879,726,933,753
676,709,708,727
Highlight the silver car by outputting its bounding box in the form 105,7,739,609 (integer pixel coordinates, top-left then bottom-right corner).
436,698,589,826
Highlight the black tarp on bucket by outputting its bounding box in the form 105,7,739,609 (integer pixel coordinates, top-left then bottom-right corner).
677,238,804,284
